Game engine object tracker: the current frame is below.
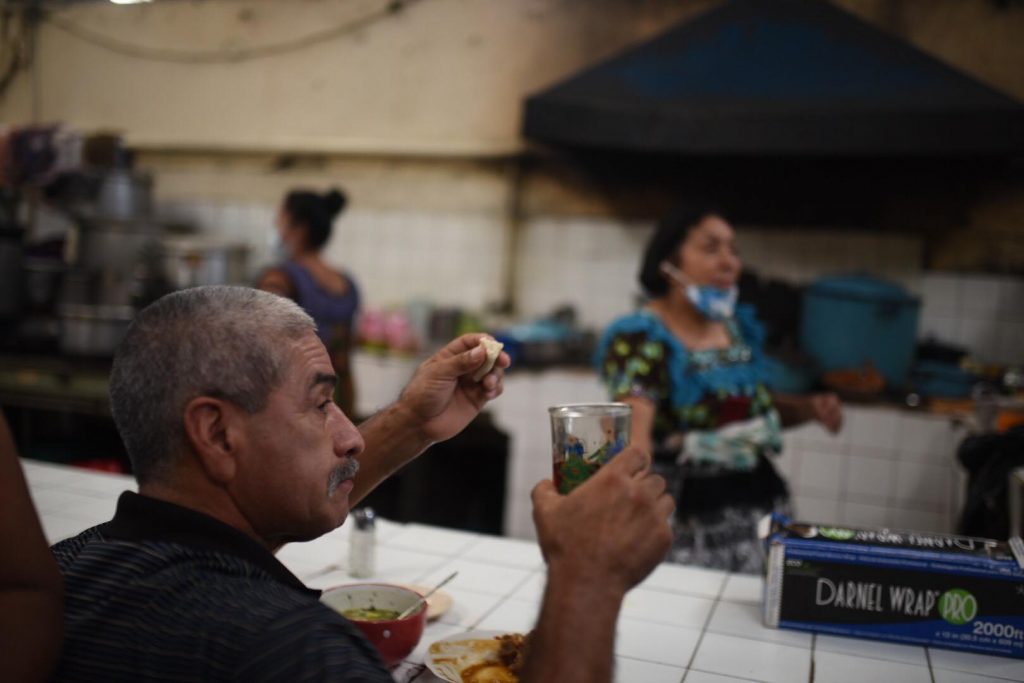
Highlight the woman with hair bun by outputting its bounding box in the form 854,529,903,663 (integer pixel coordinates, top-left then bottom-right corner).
259,188,361,417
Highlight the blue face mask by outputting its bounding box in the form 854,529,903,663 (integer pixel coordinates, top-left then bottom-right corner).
684,283,738,321
660,261,738,321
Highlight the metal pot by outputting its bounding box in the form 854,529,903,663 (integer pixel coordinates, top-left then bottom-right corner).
96,169,153,220
76,224,162,273
58,303,134,356
160,236,249,289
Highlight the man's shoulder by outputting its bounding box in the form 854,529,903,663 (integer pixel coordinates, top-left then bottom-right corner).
58,529,310,603
51,522,112,570
54,532,391,681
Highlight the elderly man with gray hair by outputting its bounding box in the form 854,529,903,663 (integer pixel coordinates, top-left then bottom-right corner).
51,285,674,683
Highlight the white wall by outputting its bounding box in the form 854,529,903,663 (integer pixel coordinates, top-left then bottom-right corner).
780,409,966,536
157,192,1024,365
5,0,708,154
919,273,1024,365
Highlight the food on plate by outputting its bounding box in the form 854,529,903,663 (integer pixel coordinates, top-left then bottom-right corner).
340,606,402,621
427,631,529,682
496,632,529,674
460,661,517,683
471,337,504,381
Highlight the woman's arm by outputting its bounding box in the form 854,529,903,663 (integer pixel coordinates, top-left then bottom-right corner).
0,411,64,682
773,392,843,433
256,268,295,299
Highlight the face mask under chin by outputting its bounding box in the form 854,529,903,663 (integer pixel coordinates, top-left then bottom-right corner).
659,260,738,321
683,283,738,321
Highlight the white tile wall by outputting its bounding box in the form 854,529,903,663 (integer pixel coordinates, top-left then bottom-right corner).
844,456,897,504
157,201,509,311
157,196,1023,368
514,216,653,330
514,221,931,332
920,272,1024,365
893,460,953,507
791,493,841,524
846,407,900,451
839,500,891,528
795,448,847,499
785,408,966,533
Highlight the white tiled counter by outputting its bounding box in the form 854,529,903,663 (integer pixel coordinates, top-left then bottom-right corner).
25,460,1024,683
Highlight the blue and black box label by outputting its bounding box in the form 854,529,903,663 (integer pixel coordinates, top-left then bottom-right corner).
766,542,1024,657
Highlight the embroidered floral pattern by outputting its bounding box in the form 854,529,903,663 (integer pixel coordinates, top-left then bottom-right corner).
594,305,789,572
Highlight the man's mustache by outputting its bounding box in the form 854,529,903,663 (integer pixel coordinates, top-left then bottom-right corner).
327,458,360,496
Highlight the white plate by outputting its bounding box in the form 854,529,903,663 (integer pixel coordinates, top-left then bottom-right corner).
424,629,511,682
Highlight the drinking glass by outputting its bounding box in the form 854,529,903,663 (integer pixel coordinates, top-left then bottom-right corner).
549,403,631,494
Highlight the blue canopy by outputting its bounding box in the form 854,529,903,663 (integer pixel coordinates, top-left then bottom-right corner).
523,0,1024,157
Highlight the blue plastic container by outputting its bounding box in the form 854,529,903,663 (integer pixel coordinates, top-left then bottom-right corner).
800,275,920,389
910,360,979,398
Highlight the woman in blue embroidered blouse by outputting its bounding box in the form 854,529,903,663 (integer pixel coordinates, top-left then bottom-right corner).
595,207,842,573
258,188,361,418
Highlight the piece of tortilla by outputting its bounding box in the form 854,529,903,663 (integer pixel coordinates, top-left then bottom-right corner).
472,338,504,381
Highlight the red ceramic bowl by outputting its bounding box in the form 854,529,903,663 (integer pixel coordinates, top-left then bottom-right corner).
321,583,427,668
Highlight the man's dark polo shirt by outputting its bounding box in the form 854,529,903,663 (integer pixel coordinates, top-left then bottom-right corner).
50,491,392,682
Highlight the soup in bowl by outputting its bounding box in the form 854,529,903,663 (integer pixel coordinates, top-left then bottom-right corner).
320,583,427,667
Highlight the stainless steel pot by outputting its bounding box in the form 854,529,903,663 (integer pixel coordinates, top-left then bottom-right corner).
77,224,162,273
96,169,153,220
160,236,249,289
58,303,134,356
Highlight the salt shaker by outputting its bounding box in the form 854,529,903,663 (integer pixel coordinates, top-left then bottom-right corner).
348,507,376,578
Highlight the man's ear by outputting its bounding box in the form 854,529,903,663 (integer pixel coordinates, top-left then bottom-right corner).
182,396,244,484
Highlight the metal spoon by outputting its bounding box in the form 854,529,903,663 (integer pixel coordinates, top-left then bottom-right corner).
398,570,458,620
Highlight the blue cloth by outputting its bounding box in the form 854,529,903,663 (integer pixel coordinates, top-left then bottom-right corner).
281,261,360,346
593,303,768,408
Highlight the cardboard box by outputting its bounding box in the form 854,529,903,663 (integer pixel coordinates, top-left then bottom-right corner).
762,515,1024,658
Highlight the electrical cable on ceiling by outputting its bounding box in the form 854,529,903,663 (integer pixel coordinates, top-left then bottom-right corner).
42,0,415,64
0,1,35,101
